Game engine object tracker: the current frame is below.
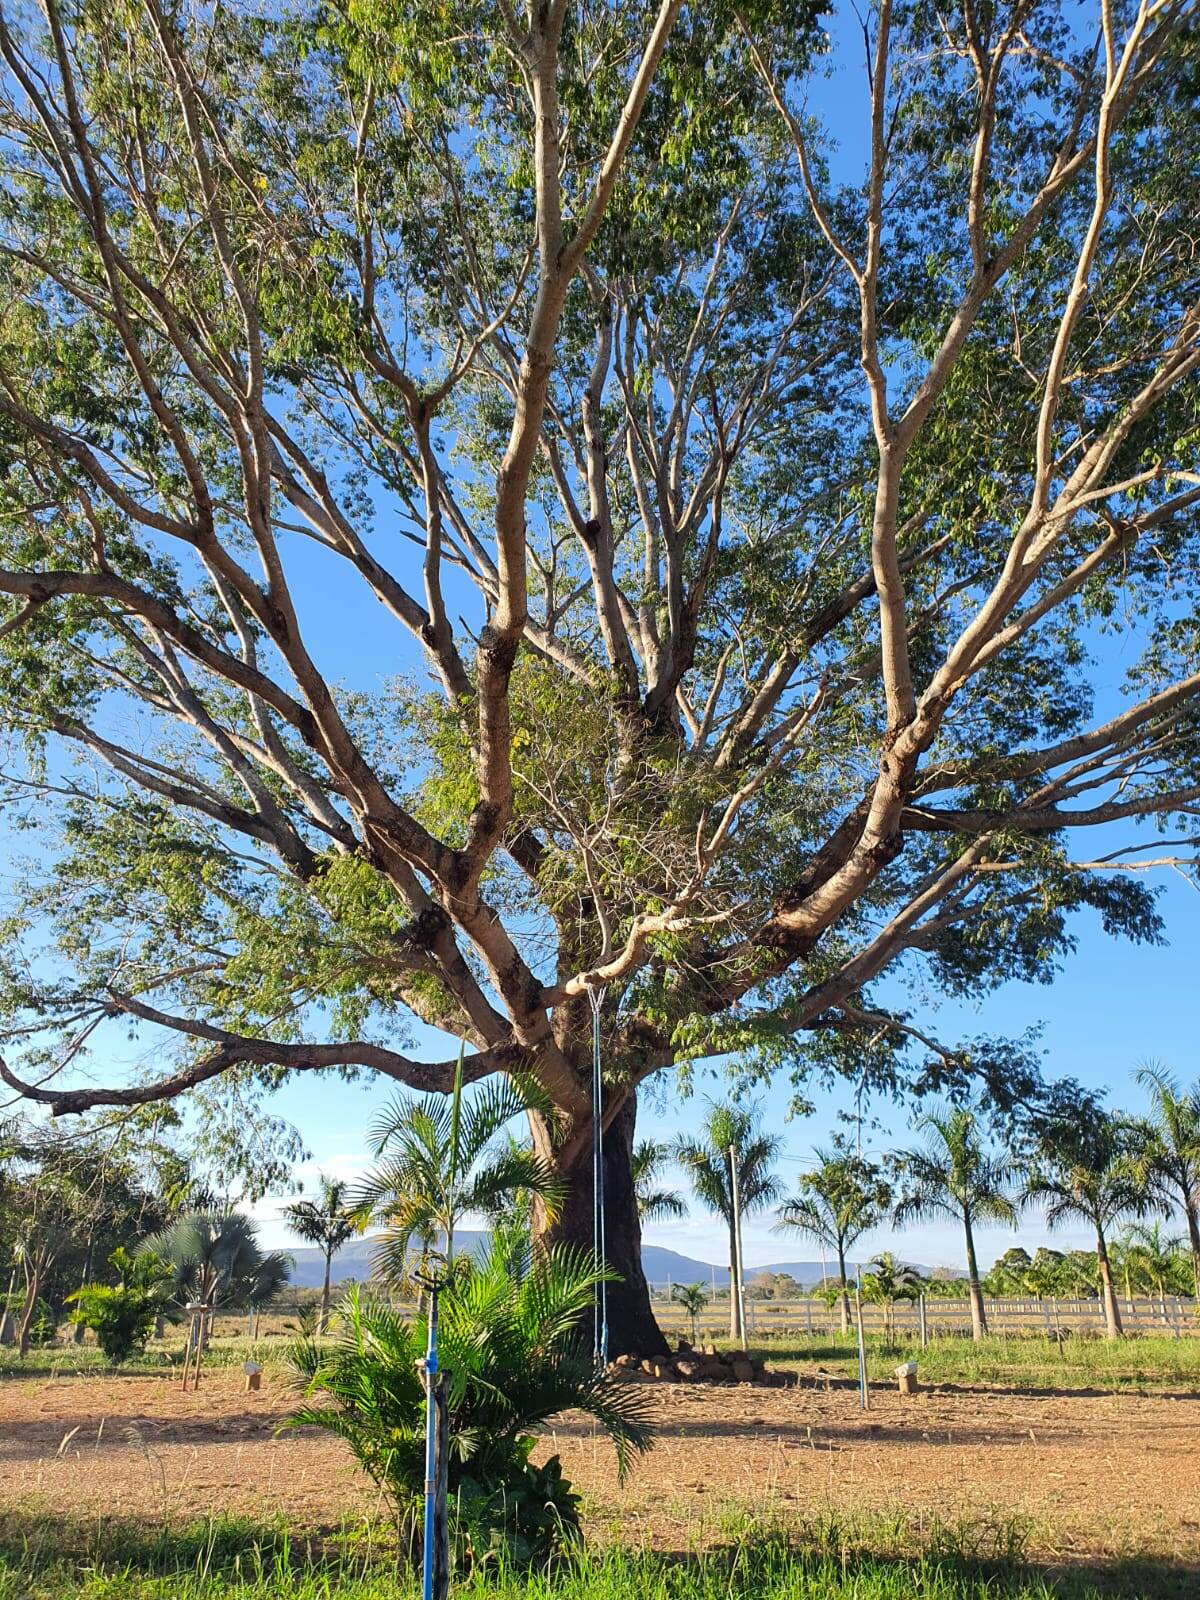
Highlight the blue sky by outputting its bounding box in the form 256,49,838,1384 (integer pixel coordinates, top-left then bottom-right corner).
249,3,1200,1271
4,3,1195,1277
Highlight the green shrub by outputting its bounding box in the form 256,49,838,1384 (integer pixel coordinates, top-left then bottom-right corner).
3,1293,57,1346
283,1238,652,1568
67,1247,172,1365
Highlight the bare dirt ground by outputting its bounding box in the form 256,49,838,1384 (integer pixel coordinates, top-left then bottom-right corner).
2,1368,1198,1565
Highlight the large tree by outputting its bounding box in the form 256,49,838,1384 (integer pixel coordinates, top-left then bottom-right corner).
1,0,1199,1357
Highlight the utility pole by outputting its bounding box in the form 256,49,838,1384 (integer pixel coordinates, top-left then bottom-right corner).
729,1144,747,1352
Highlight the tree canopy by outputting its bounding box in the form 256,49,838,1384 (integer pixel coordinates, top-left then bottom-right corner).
1,0,1198,1350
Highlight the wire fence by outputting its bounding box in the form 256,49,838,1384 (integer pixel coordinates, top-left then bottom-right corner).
647,1293,1198,1340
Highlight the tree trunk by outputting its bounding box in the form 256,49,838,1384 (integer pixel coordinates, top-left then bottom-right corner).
17,1258,46,1359
321,1250,333,1334
72,1233,95,1345
532,1090,668,1361
727,1217,742,1343
836,1243,850,1335
1095,1229,1123,1339
1185,1201,1200,1302
964,1216,987,1341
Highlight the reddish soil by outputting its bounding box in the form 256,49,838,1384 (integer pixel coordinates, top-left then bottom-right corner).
2,1368,1198,1562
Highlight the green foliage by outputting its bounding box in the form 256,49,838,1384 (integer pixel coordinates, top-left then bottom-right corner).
140,1212,292,1314
777,1143,892,1277
67,1247,173,1365
673,1101,783,1231
354,1067,562,1283
631,1141,686,1224
283,1237,652,1566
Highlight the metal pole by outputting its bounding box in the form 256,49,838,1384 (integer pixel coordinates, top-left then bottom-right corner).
417,1266,449,1600
728,1144,747,1351
919,1293,928,1350
854,1288,869,1411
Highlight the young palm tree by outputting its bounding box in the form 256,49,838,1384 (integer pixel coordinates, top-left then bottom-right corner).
893,1107,1018,1341
140,1210,284,1349
285,1237,652,1561
632,1141,687,1224
861,1251,921,1343
1121,1220,1185,1325
673,1102,782,1341
1023,1115,1150,1340
355,1070,562,1284
1130,1063,1200,1298
283,1176,360,1332
775,1145,891,1334
671,1282,708,1344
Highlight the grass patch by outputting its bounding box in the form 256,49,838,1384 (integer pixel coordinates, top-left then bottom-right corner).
737,1331,1200,1392
0,1510,1193,1600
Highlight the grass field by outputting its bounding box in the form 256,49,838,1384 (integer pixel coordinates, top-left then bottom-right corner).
753,1331,1200,1392
6,1325,1198,1393
0,1510,1190,1600
4,1330,1198,1598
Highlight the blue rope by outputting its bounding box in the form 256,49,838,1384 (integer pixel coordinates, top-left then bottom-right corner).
589,988,608,1368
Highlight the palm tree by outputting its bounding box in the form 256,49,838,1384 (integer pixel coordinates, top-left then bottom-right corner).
861,1251,921,1343
285,1237,652,1559
283,1176,360,1332
140,1210,285,1349
1023,1114,1150,1339
673,1102,782,1341
1130,1063,1200,1298
355,1071,562,1284
775,1145,891,1333
1121,1220,1185,1325
632,1141,686,1224
246,1249,294,1339
893,1106,1018,1341
671,1282,708,1344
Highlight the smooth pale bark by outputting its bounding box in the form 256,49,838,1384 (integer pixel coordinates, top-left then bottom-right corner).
1095,1229,1124,1339
963,1214,988,1341
1185,1203,1200,1302
727,1217,742,1343
836,1243,851,1335
320,1249,333,1334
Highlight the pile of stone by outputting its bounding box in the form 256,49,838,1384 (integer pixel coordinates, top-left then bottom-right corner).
611,1340,791,1386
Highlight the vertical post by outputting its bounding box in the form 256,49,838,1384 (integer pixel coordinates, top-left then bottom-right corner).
919,1293,928,1350
432,1371,450,1600
854,1288,869,1411
728,1144,747,1352
805,1298,813,1336
419,1270,449,1600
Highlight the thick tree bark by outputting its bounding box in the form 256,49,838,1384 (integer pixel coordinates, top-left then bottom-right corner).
533,1091,668,1360
963,1215,988,1341
1096,1228,1123,1339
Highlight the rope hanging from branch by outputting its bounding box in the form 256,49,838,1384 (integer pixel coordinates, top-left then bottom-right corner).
589,986,608,1368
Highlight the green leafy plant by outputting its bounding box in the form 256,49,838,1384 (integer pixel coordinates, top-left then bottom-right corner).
67,1246,172,1365
670,1282,709,1343
776,1143,892,1334
353,1058,563,1284
282,1176,360,1332
283,1236,653,1567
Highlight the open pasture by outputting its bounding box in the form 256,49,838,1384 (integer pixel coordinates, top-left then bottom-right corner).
3,1333,1199,1596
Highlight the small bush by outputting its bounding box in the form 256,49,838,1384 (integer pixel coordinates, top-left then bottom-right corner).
67,1247,172,1365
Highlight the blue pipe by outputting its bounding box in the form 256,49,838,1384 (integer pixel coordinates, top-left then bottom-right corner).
421,1286,440,1600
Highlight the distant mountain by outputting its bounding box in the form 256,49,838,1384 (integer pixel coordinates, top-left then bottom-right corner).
285,1236,947,1290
